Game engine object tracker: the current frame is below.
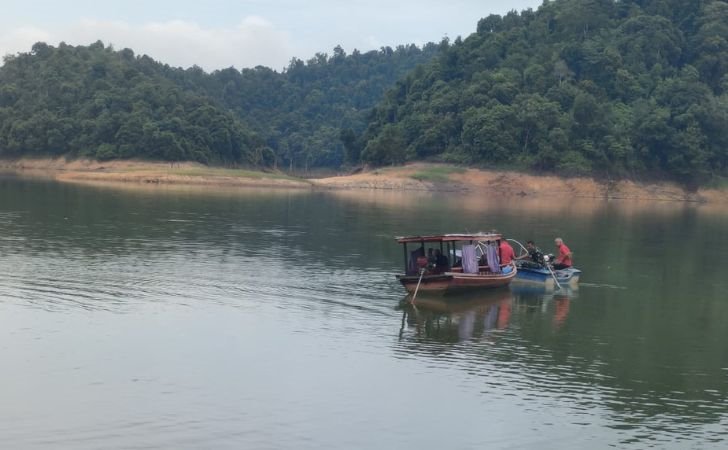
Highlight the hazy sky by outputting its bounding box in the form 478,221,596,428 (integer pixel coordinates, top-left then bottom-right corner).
0,0,543,71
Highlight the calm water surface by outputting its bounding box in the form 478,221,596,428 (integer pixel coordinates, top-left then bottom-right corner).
0,176,727,449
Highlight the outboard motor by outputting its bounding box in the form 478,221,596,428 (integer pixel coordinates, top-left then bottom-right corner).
534,252,548,266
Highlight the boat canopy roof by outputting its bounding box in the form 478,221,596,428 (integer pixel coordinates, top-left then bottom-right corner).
395,232,502,244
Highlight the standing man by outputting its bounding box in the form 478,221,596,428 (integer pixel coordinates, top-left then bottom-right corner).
553,237,573,270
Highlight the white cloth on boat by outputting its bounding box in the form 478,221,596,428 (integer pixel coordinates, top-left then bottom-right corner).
486,243,501,273
461,245,478,274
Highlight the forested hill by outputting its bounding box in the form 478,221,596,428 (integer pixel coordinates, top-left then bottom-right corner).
168,43,439,169
0,41,438,168
360,0,728,184
0,41,262,165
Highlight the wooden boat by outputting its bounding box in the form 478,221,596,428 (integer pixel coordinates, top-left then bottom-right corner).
395,233,517,295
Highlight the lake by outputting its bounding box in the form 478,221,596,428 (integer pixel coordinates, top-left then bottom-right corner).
0,175,727,449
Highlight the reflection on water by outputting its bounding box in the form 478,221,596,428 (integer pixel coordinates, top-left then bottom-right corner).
396,283,728,447
511,283,578,330
398,284,579,342
399,289,513,342
0,176,727,449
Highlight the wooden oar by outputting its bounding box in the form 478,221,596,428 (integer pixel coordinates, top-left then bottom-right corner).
410,268,426,306
545,258,562,290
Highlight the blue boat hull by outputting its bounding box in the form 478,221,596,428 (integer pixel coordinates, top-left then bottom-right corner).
514,263,581,287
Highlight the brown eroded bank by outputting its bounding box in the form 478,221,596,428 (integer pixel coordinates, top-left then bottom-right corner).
1,158,727,204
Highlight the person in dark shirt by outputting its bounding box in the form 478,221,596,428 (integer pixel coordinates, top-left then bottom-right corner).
516,240,544,264
433,249,449,272
427,248,436,265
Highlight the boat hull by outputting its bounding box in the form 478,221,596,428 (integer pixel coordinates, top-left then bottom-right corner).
397,264,517,295
513,264,581,287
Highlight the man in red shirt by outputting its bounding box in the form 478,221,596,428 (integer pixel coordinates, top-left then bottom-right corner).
553,237,573,270
499,239,515,266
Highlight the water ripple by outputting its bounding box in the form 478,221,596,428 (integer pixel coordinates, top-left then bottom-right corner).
1,180,727,449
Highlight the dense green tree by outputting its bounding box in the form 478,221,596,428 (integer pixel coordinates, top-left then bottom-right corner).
0,42,257,165
165,42,439,171
362,124,406,165
0,40,438,170
360,0,728,184
690,0,728,92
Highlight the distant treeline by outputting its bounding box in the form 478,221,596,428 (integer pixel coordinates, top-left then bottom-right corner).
0,40,437,169
0,0,727,185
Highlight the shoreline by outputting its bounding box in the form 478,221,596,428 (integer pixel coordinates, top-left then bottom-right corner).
0,158,312,189
1,158,726,204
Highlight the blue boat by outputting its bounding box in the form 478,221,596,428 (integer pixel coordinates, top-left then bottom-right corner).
508,239,582,289
514,260,581,286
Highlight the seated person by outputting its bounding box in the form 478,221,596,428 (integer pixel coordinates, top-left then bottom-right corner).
516,241,544,264
409,246,427,274
515,240,545,269
427,248,436,265
553,237,573,270
416,254,429,271
434,249,449,272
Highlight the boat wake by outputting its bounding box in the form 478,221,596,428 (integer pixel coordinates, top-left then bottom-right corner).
578,282,627,290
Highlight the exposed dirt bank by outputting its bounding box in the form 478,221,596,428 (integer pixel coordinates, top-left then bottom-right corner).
2,158,726,204
0,158,311,189
314,163,727,203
